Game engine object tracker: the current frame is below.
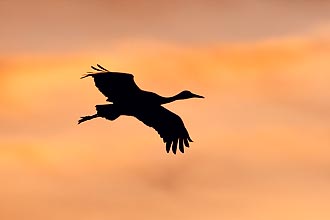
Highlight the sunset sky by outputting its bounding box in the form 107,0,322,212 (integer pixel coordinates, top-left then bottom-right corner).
1,0,330,219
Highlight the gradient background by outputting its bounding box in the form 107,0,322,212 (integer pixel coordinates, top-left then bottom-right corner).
1,0,330,219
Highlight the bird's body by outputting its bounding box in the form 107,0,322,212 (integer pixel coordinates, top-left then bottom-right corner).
79,64,204,154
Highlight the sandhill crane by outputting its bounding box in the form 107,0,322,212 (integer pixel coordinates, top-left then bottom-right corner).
79,64,204,154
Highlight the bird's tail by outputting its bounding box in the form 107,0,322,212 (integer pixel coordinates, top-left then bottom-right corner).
78,114,98,124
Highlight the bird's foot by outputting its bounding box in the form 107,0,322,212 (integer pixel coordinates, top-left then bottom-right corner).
78,114,98,124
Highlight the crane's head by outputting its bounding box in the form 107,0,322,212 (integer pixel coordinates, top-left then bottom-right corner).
178,90,204,100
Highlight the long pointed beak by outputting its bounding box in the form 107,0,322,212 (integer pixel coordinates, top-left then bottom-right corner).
192,93,205,98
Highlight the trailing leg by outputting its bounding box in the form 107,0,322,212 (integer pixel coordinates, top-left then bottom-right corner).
78,114,99,124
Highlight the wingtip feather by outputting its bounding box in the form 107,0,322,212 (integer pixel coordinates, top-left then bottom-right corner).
179,138,184,153
166,141,171,153
97,64,109,71
80,74,91,79
91,65,102,71
172,139,178,154
183,138,190,147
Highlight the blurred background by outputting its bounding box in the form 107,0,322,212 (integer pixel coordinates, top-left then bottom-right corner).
0,0,330,219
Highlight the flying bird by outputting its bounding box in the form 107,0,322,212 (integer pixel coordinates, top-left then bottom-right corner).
78,64,204,154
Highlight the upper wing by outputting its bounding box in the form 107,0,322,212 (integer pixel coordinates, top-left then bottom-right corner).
81,64,141,102
133,105,193,154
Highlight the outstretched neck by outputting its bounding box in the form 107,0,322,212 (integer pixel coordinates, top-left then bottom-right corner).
161,93,183,104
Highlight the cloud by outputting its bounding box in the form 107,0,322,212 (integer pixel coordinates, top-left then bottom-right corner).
1,29,330,219
1,29,330,129
1,0,330,54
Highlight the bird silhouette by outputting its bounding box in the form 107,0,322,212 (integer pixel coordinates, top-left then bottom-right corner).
79,64,204,154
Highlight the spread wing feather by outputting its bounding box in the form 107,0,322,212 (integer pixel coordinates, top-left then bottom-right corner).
81,65,140,102
133,106,193,154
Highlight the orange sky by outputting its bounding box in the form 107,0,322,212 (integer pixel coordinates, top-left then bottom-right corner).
1,1,330,220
